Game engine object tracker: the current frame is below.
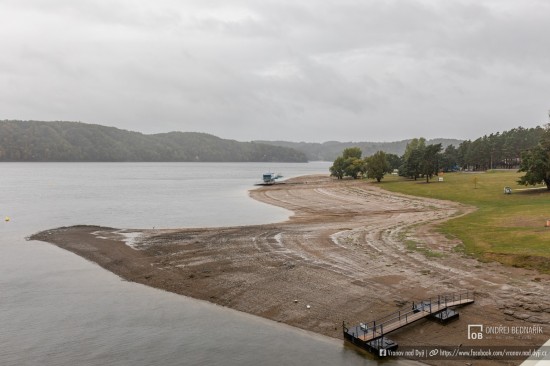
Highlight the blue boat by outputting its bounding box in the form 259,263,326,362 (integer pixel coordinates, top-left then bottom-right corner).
262,172,283,184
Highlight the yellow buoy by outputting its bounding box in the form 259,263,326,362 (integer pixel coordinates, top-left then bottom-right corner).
5,216,10,222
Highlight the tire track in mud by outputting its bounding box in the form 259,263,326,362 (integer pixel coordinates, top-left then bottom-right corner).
249,178,549,311
246,179,472,300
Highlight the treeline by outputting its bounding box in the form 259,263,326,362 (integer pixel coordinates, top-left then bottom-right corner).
330,125,547,183
256,138,461,161
391,126,546,174
330,140,442,183
0,120,307,162
449,126,545,171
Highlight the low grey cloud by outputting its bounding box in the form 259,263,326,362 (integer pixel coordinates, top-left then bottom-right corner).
1,0,549,142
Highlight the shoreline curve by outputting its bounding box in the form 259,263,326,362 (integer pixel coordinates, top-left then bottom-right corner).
30,174,550,365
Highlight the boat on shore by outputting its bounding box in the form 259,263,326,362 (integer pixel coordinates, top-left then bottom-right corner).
256,172,284,186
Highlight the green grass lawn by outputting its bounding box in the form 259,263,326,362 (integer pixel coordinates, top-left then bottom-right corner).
378,171,550,273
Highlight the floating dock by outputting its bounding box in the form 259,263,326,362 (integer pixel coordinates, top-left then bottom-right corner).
343,291,474,354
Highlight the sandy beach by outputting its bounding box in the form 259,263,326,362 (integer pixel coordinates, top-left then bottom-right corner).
31,175,549,365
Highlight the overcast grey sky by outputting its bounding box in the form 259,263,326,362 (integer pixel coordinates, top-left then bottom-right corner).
1,0,549,142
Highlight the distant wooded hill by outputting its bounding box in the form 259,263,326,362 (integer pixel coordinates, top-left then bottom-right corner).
256,139,463,161
0,120,307,162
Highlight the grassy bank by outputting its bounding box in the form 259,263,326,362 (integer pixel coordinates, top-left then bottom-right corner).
379,171,550,273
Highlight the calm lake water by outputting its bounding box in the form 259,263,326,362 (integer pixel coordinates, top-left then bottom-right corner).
0,162,415,366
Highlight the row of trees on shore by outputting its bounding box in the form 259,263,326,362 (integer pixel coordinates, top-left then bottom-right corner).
329,147,392,182
330,139,443,183
330,125,550,188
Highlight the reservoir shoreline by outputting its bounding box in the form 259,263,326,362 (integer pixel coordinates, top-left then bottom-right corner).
30,175,550,365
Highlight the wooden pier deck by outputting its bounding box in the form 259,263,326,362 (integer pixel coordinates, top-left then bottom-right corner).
359,296,473,341
343,291,475,349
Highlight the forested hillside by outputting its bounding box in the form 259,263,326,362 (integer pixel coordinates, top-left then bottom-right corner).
2,120,541,167
256,138,462,161
0,121,307,162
